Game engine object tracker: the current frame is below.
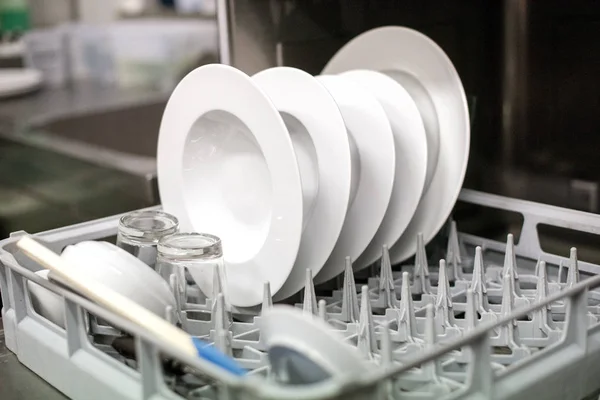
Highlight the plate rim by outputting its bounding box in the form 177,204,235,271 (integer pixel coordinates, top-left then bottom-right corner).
252,67,353,301
157,64,304,307
314,74,396,284
341,69,428,270
323,26,470,264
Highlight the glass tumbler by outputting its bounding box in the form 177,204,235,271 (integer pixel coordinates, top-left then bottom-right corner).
116,210,179,269
156,233,225,309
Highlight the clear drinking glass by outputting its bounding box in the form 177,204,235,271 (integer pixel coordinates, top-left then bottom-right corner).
116,210,179,269
156,233,224,308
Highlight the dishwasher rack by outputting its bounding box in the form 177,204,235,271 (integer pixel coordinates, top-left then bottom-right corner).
3,189,600,400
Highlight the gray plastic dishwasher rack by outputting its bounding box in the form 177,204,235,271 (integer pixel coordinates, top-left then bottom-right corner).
3,189,600,400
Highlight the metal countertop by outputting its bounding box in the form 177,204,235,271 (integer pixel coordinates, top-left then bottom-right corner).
0,81,167,135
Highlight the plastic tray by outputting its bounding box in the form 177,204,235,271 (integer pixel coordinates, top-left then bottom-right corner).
3,189,600,400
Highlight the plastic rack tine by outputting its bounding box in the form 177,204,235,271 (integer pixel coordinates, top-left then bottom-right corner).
499,274,521,348
378,320,394,400
557,260,564,284
463,287,491,391
380,320,393,367
465,306,493,397
341,257,359,323
566,247,599,325
303,268,317,316
213,293,229,333
535,261,549,305
533,261,556,332
471,247,489,313
379,245,398,308
214,293,233,356
261,281,272,316
211,266,232,327
500,274,514,319
423,304,443,380
566,247,580,288
358,285,377,360
563,278,589,349
215,327,233,357
435,260,456,329
413,233,432,295
446,220,463,281
465,289,477,331
318,299,327,321
396,271,418,342
212,263,230,310
502,234,521,296
214,292,229,332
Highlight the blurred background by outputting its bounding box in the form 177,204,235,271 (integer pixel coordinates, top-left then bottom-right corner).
1,0,599,255
0,0,218,237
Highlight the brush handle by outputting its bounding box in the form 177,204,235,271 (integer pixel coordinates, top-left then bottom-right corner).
16,236,198,357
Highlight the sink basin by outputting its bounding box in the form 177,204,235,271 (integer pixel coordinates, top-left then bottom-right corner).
0,99,171,206
10,101,169,204
33,102,166,158
0,83,172,235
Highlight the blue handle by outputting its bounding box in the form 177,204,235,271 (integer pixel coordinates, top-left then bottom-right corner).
192,337,247,376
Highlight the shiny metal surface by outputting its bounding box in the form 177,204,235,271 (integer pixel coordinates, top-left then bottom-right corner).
0,82,168,236
216,0,233,65
0,82,168,207
502,0,528,167
224,0,278,74
27,102,163,178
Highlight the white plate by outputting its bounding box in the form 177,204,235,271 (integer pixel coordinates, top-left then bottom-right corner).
0,68,42,99
158,64,303,307
314,75,395,284
252,67,353,300
342,70,427,270
261,305,369,384
323,26,470,263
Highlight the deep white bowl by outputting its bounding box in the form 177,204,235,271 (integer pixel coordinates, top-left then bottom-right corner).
27,241,176,328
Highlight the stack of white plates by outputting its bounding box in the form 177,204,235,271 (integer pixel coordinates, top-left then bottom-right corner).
157,26,470,308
